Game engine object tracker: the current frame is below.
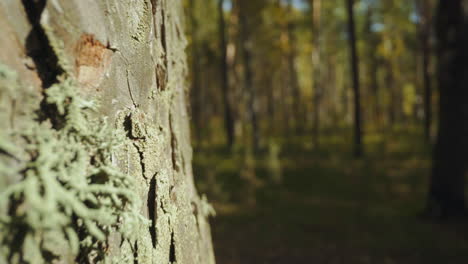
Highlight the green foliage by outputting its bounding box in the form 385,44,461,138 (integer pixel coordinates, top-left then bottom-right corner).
403,83,416,116
0,69,147,263
188,0,425,143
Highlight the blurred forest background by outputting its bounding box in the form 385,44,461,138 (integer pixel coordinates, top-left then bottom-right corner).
185,0,468,263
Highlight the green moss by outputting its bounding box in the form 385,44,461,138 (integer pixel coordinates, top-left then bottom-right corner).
0,67,147,263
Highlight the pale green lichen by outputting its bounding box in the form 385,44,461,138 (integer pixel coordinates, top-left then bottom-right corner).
0,68,147,263
0,64,24,200
200,195,216,217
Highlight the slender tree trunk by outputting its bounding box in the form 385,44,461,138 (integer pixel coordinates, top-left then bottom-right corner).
346,0,363,157
239,2,259,152
365,7,381,129
426,0,468,218
326,54,336,122
0,0,215,263
416,0,433,142
190,0,203,145
386,60,396,128
287,0,301,132
218,0,235,148
265,65,276,128
311,0,322,147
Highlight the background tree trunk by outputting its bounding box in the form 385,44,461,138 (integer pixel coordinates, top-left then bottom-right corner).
239,0,260,152
218,0,235,148
311,0,322,147
426,0,468,218
386,59,397,128
190,0,204,144
365,6,381,129
346,0,363,157
0,0,215,263
416,0,433,142
287,0,301,132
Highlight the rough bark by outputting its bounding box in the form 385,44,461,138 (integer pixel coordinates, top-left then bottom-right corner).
426,0,468,218
0,0,215,263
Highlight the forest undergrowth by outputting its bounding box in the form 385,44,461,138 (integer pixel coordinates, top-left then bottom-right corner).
193,126,468,264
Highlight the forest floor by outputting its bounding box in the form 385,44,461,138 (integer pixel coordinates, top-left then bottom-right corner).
193,127,468,264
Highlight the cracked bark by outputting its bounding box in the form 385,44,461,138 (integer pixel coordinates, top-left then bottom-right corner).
0,0,215,263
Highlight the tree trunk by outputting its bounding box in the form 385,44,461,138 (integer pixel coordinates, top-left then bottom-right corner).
190,0,203,145
239,1,260,152
416,0,433,142
311,0,322,147
218,0,235,148
386,60,397,128
365,6,381,129
0,0,215,263
426,0,468,218
346,0,363,157
287,0,301,132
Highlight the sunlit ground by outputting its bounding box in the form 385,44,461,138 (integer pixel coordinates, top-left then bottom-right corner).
193,126,468,264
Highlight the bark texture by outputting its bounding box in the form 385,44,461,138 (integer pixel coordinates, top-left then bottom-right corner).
0,0,215,263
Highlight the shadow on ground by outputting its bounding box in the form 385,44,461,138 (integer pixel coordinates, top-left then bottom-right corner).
193,127,468,264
